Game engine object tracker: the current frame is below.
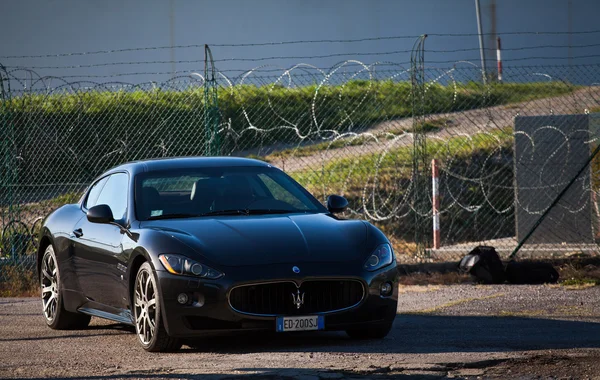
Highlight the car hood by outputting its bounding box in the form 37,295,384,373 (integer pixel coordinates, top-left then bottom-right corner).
142,213,368,267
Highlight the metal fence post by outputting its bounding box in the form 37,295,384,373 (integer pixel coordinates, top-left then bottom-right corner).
0,64,13,223
0,63,21,261
204,45,220,156
0,63,7,233
410,35,429,259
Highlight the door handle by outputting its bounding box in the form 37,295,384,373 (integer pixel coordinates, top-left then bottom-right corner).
73,228,83,238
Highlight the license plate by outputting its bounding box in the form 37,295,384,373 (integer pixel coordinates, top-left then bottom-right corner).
276,315,324,332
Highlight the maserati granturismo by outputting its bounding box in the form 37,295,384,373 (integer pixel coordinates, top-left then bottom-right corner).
38,157,398,351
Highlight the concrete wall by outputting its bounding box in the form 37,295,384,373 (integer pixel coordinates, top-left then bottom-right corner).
1,0,598,83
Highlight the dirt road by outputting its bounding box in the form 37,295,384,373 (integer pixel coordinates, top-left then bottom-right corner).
2,284,600,379
269,87,600,173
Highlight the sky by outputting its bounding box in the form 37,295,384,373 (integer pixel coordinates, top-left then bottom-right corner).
1,0,599,85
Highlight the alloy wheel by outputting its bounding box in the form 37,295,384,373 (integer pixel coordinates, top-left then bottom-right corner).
41,248,59,322
135,269,157,345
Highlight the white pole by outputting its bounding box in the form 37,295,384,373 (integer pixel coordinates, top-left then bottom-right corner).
475,0,487,85
432,159,440,249
497,37,503,82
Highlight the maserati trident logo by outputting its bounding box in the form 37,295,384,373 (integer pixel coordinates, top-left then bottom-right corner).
291,289,305,309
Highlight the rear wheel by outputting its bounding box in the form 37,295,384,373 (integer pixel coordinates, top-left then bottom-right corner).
41,244,91,329
346,321,394,340
134,262,181,352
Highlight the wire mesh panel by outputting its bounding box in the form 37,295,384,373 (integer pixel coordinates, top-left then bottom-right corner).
2,52,600,283
515,114,594,244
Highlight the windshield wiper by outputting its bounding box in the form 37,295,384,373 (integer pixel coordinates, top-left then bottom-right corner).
200,209,299,216
145,213,202,220
200,209,249,216
246,209,298,215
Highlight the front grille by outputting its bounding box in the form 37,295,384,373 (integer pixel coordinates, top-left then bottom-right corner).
228,280,364,316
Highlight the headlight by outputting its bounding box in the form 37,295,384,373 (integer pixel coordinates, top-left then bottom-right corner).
364,244,393,271
159,254,223,279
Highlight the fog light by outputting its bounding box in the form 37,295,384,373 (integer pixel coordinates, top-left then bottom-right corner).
192,292,205,307
177,293,189,304
380,282,393,296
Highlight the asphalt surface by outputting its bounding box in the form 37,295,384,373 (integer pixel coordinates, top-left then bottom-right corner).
1,284,600,379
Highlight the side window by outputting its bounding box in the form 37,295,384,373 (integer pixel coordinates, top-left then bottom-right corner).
85,176,109,209
95,173,129,221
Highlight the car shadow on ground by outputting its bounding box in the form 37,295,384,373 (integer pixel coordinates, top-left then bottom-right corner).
6,371,444,380
7,315,600,379
181,314,600,354
86,322,136,333
5,314,599,353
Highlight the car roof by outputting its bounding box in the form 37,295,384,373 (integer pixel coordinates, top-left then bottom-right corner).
104,156,271,177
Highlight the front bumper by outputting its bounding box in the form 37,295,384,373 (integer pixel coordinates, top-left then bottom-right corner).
155,262,398,338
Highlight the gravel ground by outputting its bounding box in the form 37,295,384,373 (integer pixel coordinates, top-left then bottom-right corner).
1,285,600,379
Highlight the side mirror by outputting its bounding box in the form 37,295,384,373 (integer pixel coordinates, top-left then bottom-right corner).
87,204,114,224
327,195,348,214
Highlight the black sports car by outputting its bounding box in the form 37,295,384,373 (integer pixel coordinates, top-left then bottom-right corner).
38,157,398,351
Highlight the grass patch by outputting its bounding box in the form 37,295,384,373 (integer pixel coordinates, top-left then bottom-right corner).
1,81,575,185
557,260,600,288
560,278,600,287
18,192,81,215
269,117,453,161
1,192,81,222
0,265,38,297
417,118,449,133
387,116,451,135
291,127,513,191
1,192,82,256
559,278,600,289
269,134,377,160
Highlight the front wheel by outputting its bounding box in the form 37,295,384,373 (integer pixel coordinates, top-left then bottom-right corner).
134,262,181,352
346,321,394,340
41,244,90,330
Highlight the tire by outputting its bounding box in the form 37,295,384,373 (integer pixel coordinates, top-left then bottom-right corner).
41,244,91,330
133,262,181,352
346,321,394,340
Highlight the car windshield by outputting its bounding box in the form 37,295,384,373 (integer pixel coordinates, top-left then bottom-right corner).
134,166,327,221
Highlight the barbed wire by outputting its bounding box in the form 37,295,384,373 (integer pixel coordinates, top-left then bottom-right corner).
8,62,600,82
2,29,600,59
7,52,600,72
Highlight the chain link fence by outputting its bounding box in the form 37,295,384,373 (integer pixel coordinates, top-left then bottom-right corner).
2,40,600,283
